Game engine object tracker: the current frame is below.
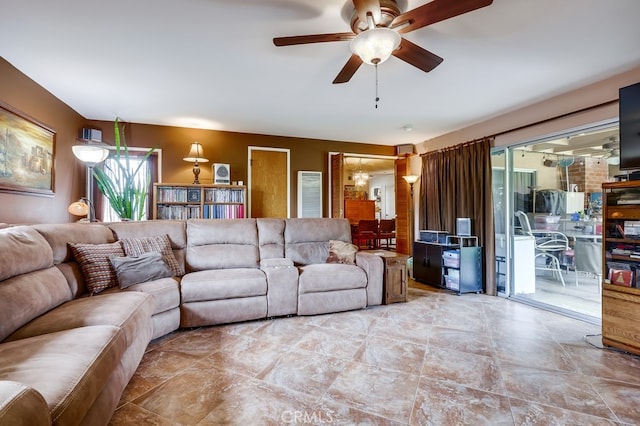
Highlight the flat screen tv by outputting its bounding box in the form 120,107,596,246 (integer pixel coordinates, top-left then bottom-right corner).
619,82,640,170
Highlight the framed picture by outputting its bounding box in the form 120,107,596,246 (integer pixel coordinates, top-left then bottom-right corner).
0,101,55,196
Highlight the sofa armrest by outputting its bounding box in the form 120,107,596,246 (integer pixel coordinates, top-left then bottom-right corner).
0,381,51,426
355,252,384,306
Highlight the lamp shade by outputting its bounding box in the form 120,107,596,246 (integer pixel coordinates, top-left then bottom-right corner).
68,200,89,216
403,175,420,184
183,142,209,163
350,28,401,65
72,141,110,165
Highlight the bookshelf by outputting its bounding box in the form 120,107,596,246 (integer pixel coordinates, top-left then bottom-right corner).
153,183,246,220
601,180,640,356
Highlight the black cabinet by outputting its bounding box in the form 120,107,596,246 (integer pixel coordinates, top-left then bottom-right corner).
413,241,483,294
413,241,457,287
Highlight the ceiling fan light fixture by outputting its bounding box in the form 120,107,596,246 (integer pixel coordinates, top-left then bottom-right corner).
349,27,401,65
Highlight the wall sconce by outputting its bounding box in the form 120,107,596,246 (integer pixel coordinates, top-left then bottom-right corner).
183,142,209,184
72,139,109,222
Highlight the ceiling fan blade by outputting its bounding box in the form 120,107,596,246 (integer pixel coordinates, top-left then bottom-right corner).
392,38,443,73
273,33,355,47
391,0,493,34
353,0,382,26
333,54,363,84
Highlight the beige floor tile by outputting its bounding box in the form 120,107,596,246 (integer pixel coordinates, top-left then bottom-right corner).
324,361,420,423
411,378,513,426
421,346,507,395
258,349,349,396
500,362,616,420
509,397,618,425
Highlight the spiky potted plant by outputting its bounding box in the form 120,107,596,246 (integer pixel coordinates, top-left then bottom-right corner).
93,118,155,221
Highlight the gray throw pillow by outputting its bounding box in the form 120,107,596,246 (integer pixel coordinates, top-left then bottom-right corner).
109,251,173,289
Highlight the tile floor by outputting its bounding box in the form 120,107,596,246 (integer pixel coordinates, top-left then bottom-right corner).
109,282,640,425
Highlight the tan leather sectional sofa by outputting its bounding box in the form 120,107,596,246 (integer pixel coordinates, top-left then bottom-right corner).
0,218,383,425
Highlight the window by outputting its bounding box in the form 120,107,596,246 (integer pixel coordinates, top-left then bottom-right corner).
95,148,160,222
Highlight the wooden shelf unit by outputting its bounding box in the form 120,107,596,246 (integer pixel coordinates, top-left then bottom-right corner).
153,183,246,220
601,180,640,356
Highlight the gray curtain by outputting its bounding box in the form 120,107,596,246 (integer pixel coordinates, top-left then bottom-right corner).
419,137,497,295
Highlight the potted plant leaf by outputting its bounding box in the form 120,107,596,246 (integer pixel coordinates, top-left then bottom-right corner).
93,118,155,220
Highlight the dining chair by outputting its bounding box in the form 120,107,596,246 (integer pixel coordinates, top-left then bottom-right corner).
378,219,396,250
516,211,570,286
353,219,379,249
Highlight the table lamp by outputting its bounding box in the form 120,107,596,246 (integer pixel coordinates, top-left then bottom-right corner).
183,142,209,184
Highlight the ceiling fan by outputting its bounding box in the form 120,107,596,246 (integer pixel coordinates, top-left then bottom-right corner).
273,0,494,84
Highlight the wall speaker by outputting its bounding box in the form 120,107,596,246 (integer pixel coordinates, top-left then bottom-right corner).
213,163,230,185
543,159,557,167
396,144,414,156
81,128,102,142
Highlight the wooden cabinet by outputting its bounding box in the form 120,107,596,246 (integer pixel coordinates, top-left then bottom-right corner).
153,183,246,220
344,199,375,224
601,181,640,356
379,251,409,304
413,241,483,294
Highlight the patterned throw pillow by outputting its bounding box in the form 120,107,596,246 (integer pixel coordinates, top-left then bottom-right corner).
120,234,184,276
69,242,125,294
326,240,358,265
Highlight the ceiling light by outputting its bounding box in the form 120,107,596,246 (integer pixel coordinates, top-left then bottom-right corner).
403,124,413,132
350,28,401,65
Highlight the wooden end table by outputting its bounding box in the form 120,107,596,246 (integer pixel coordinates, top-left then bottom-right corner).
365,250,409,304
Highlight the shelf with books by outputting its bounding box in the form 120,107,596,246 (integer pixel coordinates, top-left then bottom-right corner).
153,183,246,220
602,181,640,356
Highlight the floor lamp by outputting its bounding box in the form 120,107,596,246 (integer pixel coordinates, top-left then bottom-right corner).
403,175,420,255
72,140,109,222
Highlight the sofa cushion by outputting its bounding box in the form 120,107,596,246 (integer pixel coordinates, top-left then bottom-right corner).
257,218,285,259
298,263,367,293
0,226,53,282
5,292,154,347
326,240,358,265
0,267,72,343
186,219,260,270
104,277,180,315
69,242,125,294
33,223,115,265
0,325,127,426
120,234,184,277
110,252,173,289
181,268,267,303
284,218,352,265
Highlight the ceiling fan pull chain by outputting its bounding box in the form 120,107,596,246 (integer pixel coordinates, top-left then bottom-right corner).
375,63,379,109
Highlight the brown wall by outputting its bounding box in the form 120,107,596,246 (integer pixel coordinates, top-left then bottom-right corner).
0,58,86,224
86,120,394,218
0,56,393,223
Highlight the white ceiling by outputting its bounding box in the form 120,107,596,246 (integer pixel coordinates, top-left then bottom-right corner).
2,0,640,147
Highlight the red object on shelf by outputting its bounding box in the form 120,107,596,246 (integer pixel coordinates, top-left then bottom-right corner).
609,269,634,287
